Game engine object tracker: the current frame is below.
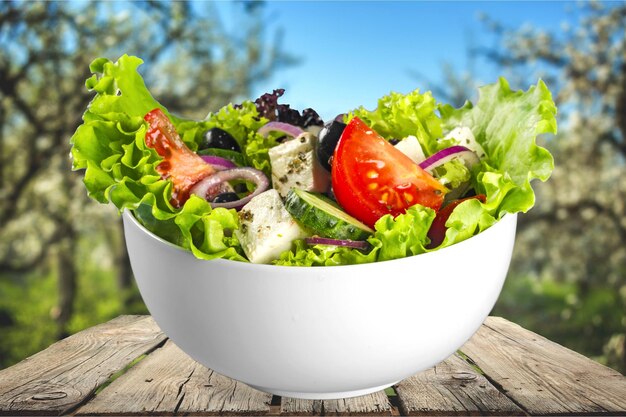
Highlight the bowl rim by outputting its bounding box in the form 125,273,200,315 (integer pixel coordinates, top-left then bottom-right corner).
122,209,517,270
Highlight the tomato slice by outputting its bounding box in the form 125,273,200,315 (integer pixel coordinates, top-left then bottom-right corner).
426,194,486,248
331,116,447,228
144,109,215,207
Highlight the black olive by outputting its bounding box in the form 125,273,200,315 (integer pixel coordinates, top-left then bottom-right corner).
212,192,240,203
233,183,249,193
388,138,401,145
200,128,241,152
317,120,346,171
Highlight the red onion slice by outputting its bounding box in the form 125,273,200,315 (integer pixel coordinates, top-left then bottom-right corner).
200,155,237,170
418,145,480,173
190,167,269,210
304,237,369,250
258,121,304,138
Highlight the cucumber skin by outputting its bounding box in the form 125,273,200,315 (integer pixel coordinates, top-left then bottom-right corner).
284,190,372,241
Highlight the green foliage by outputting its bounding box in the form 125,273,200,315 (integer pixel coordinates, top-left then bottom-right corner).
0,273,58,368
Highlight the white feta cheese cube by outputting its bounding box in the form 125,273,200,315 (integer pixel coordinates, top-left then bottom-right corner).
394,135,426,163
268,132,330,197
444,127,486,159
235,189,309,264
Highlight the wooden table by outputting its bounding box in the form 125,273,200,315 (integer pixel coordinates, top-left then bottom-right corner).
1,316,624,416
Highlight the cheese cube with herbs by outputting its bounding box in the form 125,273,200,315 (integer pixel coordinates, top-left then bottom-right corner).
394,135,426,164
268,132,330,198
235,189,309,264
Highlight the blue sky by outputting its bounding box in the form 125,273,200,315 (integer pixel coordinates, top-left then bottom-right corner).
218,1,578,121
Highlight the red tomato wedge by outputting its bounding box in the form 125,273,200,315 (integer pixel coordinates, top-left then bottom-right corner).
144,109,215,207
331,117,447,228
426,194,486,248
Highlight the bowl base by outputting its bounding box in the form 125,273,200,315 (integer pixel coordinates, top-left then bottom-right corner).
248,380,400,400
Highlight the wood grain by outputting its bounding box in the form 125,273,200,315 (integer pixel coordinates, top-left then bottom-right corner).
0,315,165,416
76,340,272,415
394,353,524,416
460,316,626,415
280,390,393,416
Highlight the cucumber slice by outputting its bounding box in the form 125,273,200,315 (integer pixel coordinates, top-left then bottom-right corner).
285,188,373,240
197,148,245,166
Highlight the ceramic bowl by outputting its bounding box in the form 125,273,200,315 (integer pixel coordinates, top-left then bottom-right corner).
122,210,516,399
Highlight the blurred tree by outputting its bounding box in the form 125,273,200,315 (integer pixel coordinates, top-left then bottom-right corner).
0,0,295,366
475,3,626,372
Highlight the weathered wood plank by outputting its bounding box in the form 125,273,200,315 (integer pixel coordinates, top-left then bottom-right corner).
0,315,165,416
461,316,626,415
394,352,525,416
280,390,393,415
76,340,272,415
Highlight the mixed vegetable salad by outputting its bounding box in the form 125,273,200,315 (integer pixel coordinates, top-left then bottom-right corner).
70,55,556,266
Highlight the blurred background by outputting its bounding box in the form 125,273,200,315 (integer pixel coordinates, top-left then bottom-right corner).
0,1,624,373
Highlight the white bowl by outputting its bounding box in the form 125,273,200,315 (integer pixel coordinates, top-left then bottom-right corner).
122,210,517,399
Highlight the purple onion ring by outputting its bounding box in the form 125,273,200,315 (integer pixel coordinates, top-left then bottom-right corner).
257,121,304,138
190,167,269,210
418,145,480,173
304,237,369,250
200,155,237,171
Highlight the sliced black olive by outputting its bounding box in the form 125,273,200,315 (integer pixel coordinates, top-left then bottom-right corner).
200,128,241,152
212,192,240,203
388,138,401,145
317,120,346,171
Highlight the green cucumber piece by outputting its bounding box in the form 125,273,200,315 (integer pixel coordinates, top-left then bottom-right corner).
285,188,373,240
197,148,245,166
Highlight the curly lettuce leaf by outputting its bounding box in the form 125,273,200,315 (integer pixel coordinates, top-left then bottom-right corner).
174,196,246,261
440,77,556,217
70,55,267,261
436,198,498,249
434,159,471,190
274,239,379,267
372,205,436,261
347,89,443,155
431,78,556,249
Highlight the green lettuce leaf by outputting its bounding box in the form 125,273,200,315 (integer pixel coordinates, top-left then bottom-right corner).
347,89,443,155
436,198,497,249
70,55,273,261
431,78,556,249
274,239,379,267
440,77,556,217
372,205,436,261
434,159,471,190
